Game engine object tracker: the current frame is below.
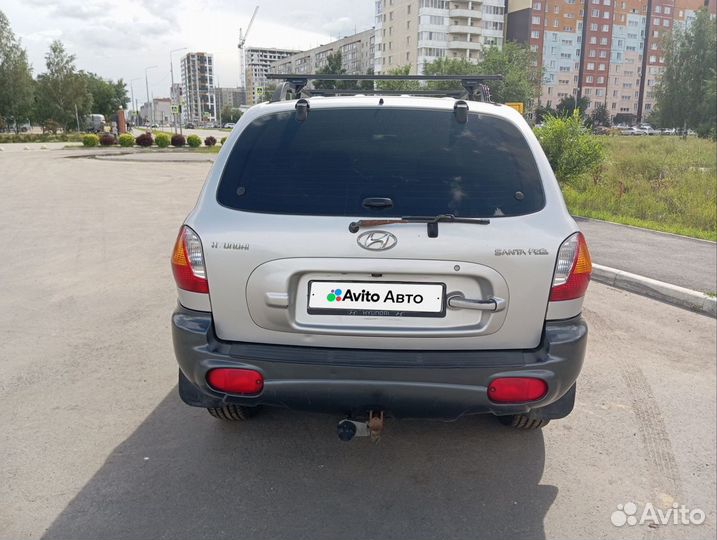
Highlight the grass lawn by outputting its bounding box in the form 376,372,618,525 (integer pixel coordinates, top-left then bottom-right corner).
563,136,717,241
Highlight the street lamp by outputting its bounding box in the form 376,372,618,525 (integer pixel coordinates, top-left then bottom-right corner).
129,77,142,128
170,47,188,134
144,65,158,127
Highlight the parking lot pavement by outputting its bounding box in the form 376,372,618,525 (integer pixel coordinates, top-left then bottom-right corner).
0,151,715,540
576,217,717,294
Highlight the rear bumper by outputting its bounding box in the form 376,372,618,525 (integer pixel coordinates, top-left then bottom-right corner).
172,305,587,420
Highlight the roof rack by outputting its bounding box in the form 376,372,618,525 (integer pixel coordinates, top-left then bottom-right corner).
265,74,503,103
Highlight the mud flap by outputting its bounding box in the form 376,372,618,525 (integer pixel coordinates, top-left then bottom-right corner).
178,369,224,408
529,383,577,420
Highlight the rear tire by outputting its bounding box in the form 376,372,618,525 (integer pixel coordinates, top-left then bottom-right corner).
207,404,260,421
497,414,550,429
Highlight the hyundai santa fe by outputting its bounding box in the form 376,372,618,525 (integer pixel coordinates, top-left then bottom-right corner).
171,81,591,436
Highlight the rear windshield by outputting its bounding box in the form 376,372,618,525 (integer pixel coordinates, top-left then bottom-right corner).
217,107,544,217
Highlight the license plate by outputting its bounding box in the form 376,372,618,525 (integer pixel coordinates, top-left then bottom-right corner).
307,281,446,317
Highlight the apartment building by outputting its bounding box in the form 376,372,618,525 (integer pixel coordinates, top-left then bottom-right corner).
180,52,216,124
270,29,376,76
506,0,716,122
374,0,507,74
139,98,172,125
245,47,301,105
215,87,246,112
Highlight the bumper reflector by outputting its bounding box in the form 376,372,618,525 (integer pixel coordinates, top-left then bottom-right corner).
207,368,264,395
488,377,548,403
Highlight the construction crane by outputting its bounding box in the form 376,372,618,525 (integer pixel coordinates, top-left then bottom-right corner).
238,5,259,92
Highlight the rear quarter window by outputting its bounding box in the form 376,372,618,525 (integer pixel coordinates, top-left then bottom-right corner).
217,107,545,217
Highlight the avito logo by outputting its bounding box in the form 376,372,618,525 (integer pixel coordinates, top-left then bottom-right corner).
326,289,343,302
326,287,424,304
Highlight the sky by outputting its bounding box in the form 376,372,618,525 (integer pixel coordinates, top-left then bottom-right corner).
2,0,375,103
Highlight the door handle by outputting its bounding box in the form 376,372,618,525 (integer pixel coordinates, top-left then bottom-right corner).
447,293,506,312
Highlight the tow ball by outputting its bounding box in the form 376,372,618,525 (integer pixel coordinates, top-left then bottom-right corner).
337,411,385,442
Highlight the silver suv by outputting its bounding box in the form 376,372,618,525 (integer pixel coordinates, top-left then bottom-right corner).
171,77,591,436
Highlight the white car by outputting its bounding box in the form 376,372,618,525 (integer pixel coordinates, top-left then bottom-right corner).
621,126,647,135
170,75,592,436
223,123,235,129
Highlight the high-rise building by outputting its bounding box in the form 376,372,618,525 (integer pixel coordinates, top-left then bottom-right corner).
215,87,246,113
270,29,376,76
245,47,301,105
180,52,216,124
373,0,507,75
506,0,716,122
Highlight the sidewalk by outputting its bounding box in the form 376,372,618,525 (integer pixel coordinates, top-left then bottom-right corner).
576,217,716,295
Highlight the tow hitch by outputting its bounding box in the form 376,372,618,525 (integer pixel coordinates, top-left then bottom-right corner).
337,411,385,442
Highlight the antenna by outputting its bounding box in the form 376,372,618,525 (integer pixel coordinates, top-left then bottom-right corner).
238,5,259,92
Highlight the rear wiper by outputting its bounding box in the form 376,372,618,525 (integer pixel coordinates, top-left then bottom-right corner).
348,214,490,238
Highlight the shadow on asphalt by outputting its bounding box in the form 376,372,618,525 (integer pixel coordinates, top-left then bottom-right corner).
42,388,556,540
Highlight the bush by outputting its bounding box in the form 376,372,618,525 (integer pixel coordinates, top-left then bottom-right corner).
534,111,605,184
187,134,202,148
155,133,171,148
220,136,227,145
135,132,153,147
82,134,99,147
118,133,135,147
99,133,116,146
171,134,186,147
204,136,217,147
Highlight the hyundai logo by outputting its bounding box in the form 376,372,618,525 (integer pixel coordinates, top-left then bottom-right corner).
356,230,398,251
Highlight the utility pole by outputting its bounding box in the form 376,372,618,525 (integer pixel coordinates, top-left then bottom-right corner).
144,65,158,127
170,47,188,134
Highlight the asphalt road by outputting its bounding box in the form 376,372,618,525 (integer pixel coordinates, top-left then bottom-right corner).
0,150,715,540
576,217,717,294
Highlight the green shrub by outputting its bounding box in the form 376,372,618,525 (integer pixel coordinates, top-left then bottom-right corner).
220,136,227,145
99,133,116,146
118,133,134,147
135,132,153,147
204,136,217,146
187,134,202,148
534,111,605,185
155,133,171,148
82,134,99,147
171,134,186,147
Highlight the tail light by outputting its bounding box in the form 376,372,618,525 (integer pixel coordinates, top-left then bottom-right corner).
550,232,592,302
207,368,264,395
171,225,209,293
488,377,548,403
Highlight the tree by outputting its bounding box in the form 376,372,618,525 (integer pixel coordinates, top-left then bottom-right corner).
477,42,541,104
421,42,541,104
423,57,480,90
220,105,242,124
534,104,557,124
590,102,610,127
376,65,421,92
0,10,35,131
35,40,92,130
654,7,716,136
556,95,590,117
313,51,354,90
82,73,128,118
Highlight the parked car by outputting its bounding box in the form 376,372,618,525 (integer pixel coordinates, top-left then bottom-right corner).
620,126,647,135
171,92,592,435
661,128,677,135
185,122,195,129
223,123,236,129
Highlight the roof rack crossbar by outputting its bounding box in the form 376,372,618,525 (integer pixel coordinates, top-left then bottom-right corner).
266,73,503,103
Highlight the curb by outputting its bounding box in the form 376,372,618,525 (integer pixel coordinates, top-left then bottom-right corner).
592,264,716,318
